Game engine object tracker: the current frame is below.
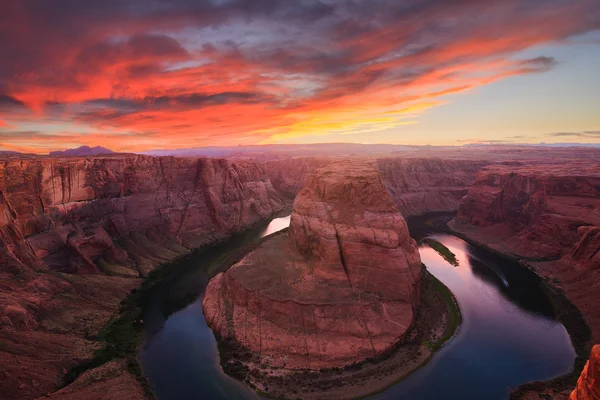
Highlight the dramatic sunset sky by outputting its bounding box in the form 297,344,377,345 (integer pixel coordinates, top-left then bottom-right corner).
1,0,599,153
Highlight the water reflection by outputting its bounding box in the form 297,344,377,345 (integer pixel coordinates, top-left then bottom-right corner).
140,215,575,400
371,233,575,400
259,215,291,238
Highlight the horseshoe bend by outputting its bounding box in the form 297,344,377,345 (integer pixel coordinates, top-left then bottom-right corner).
0,147,599,400
202,161,424,370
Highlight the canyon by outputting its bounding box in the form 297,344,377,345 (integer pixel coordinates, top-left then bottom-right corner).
203,161,423,371
0,155,284,399
452,163,600,341
0,150,599,399
265,156,488,216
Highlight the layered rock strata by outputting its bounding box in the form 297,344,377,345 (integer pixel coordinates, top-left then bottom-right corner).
265,157,487,216
203,161,422,370
452,163,600,341
570,345,600,400
376,157,488,217
0,154,283,399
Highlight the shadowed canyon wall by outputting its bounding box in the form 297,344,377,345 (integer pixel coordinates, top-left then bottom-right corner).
0,155,284,399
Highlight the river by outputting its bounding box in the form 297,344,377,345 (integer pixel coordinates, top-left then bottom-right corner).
138,214,575,400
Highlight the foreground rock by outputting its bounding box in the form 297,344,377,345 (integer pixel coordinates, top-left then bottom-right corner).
570,345,600,400
203,161,422,370
0,154,283,399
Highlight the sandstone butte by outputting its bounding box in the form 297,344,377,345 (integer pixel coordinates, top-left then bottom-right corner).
0,154,284,400
203,161,422,370
571,345,600,400
452,163,600,342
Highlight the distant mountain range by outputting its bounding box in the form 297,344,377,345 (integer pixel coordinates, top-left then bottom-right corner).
142,142,600,159
49,146,115,157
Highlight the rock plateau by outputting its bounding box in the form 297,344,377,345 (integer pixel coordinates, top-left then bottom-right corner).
203,161,422,370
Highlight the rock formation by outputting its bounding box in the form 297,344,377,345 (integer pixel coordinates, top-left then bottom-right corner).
376,158,488,217
452,163,600,340
1,155,283,275
264,157,332,199
265,157,487,216
203,161,422,370
570,345,600,400
0,154,283,399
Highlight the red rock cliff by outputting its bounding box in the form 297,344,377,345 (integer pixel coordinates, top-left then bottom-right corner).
570,345,600,400
376,157,488,217
0,154,283,400
203,161,422,370
453,164,600,340
265,157,487,216
1,155,283,274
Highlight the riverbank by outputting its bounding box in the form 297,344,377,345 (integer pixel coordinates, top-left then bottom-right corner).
59,211,292,399
216,268,461,400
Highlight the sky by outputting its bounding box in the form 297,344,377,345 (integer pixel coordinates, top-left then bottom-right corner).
0,0,599,153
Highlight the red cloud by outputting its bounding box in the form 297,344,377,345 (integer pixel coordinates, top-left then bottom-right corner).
0,0,599,153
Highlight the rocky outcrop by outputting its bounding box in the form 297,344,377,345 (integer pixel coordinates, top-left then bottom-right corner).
203,161,422,370
265,157,487,216
452,163,600,340
0,154,284,400
570,345,600,400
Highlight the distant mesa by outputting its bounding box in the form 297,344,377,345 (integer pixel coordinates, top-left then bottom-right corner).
49,145,115,157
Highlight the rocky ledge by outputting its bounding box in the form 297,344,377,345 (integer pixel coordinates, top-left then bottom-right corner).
203,161,422,371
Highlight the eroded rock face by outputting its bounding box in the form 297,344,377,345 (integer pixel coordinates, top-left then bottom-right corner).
0,154,283,400
377,158,488,217
453,163,600,340
1,155,283,274
203,161,422,370
571,345,600,400
265,157,487,216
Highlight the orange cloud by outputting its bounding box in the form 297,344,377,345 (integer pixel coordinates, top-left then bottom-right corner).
0,0,599,153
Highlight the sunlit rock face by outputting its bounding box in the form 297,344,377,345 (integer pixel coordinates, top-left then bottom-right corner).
289,161,422,299
203,161,422,370
570,345,600,400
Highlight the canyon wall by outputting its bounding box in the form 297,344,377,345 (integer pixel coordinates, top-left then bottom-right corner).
265,157,487,216
452,164,600,341
376,158,488,217
0,155,284,400
203,161,422,370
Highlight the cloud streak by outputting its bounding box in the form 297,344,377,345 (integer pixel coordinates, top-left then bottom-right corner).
1,0,599,152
